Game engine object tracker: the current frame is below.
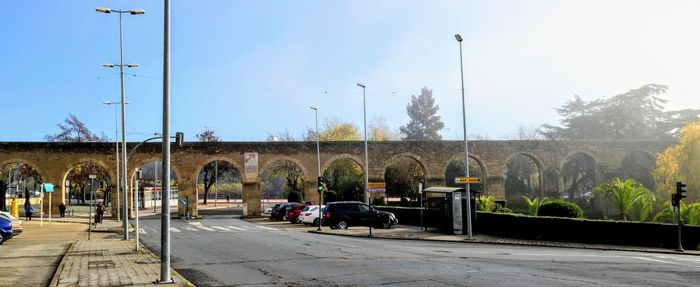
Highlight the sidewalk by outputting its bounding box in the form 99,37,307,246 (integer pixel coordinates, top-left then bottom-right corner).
306,223,700,256
49,240,193,287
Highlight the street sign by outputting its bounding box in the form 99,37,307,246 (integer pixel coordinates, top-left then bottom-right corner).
368,182,386,188
181,199,187,206
89,175,97,179
368,188,386,193
454,177,481,184
43,183,54,193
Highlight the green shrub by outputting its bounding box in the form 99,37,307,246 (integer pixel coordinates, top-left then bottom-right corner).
324,191,338,203
287,190,302,203
538,200,584,218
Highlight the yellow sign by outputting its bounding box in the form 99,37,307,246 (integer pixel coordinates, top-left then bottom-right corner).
454,177,481,184
368,182,386,188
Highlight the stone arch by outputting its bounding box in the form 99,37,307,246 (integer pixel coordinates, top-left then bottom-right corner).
259,156,309,182
560,152,598,205
620,150,656,190
189,156,241,186
443,155,489,180
0,158,44,176
443,155,488,192
321,154,364,175
131,157,183,183
503,152,544,209
383,152,430,180
61,158,114,206
559,150,600,173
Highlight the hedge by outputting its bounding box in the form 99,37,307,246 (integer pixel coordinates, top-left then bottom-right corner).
375,206,700,249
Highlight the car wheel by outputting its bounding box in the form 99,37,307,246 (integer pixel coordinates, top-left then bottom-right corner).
337,220,348,230
0,235,4,245
313,218,320,227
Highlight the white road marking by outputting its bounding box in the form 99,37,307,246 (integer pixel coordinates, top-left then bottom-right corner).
256,226,279,231
633,256,677,265
211,226,231,231
138,228,147,234
227,226,247,231
170,227,181,232
196,225,216,231
183,226,198,232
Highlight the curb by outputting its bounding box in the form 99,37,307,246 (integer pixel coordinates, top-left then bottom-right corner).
47,241,74,287
307,230,700,256
137,241,197,287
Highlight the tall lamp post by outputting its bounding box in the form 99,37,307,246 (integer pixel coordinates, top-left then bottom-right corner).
161,0,173,283
310,106,322,231
103,100,129,222
356,83,369,205
96,6,145,240
455,33,473,239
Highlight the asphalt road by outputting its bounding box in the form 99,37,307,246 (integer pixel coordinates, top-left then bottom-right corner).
138,217,700,286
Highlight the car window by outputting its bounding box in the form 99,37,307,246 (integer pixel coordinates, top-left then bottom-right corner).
358,204,370,214
301,206,310,211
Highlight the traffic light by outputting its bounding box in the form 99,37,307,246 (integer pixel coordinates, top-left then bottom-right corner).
175,132,184,147
317,177,325,194
677,181,687,199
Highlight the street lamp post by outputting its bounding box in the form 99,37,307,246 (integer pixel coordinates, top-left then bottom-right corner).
310,106,322,231
96,6,145,240
455,33,473,239
356,83,369,205
103,101,129,222
161,0,173,283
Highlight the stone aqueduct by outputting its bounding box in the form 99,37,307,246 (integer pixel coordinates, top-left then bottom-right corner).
0,140,674,217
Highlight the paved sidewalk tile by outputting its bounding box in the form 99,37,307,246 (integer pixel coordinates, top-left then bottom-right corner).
50,239,193,287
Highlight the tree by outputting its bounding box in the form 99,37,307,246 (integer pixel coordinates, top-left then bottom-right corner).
653,119,700,202
66,162,110,205
323,159,364,201
385,158,424,202
593,178,655,221
321,118,361,141
539,84,700,140
369,117,399,141
196,127,220,142
265,160,305,199
400,87,444,140
45,114,108,142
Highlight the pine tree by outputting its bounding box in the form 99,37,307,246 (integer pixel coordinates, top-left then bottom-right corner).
399,87,444,140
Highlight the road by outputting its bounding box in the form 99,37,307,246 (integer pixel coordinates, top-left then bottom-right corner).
138,217,700,286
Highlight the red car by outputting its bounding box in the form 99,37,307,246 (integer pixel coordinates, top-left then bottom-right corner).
286,203,309,224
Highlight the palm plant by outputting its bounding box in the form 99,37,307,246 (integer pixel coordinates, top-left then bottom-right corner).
476,195,496,212
592,178,655,221
522,196,547,216
653,201,700,225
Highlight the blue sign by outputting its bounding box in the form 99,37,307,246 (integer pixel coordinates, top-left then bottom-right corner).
43,183,55,193
181,199,187,206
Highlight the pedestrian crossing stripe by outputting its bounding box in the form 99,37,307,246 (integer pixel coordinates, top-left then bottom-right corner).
211,226,230,231
197,226,216,231
183,226,198,231
170,227,181,232
255,226,278,231
226,226,247,231
167,225,280,233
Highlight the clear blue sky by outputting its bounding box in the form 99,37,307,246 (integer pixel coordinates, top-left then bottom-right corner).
2,0,700,142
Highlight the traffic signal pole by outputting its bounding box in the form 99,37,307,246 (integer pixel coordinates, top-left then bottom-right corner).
675,181,687,252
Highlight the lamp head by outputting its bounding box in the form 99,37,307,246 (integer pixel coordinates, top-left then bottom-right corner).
356,83,365,88
126,63,139,68
102,63,115,68
103,101,113,105
310,106,317,111
95,7,112,13
455,34,463,42
130,9,146,15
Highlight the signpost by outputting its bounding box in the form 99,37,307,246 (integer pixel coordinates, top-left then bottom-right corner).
88,175,96,240
368,182,386,193
454,177,481,184
43,183,54,222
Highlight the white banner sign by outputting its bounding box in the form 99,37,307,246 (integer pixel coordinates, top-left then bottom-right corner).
244,152,259,181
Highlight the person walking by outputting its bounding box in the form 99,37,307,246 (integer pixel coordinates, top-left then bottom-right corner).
58,203,66,218
226,194,230,204
95,202,105,225
25,202,33,221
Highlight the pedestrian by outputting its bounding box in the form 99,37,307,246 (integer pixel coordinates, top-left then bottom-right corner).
226,194,230,203
59,203,66,218
25,202,33,221
96,201,105,224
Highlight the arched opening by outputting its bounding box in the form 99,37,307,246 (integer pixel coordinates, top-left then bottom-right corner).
542,167,561,198
444,157,485,192
64,162,111,207
322,158,364,202
1,162,42,212
562,153,597,208
505,154,542,211
621,151,656,190
197,160,242,205
261,159,305,203
384,157,426,206
137,161,179,211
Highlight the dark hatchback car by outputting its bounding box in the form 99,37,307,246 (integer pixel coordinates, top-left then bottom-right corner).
271,202,301,221
324,201,398,229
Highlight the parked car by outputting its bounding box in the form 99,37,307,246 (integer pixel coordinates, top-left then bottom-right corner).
0,211,22,237
300,205,325,226
0,216,13,245
272,203,300,221
268,204,282,220
286,203,313,224
324,201,398,229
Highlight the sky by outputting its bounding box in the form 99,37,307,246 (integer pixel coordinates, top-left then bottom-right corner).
2,0,700,142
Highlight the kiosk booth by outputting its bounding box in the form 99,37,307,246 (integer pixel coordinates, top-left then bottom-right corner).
422,187,480,235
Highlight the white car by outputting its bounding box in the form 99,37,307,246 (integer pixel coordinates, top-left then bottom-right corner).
300,205,324,226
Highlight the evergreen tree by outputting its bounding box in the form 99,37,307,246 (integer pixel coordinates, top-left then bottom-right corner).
400,87,444,140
